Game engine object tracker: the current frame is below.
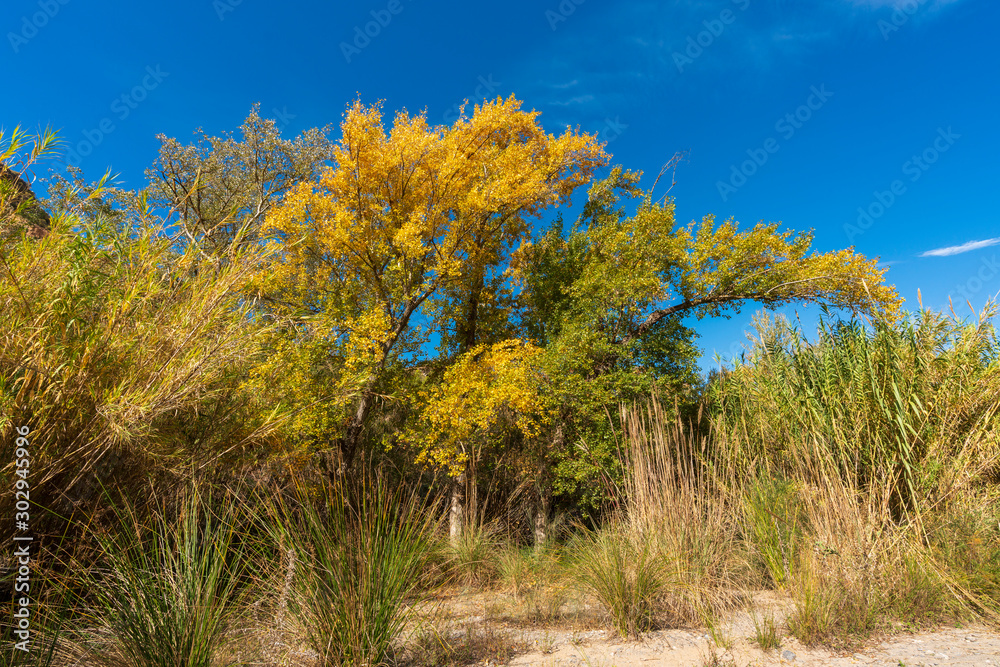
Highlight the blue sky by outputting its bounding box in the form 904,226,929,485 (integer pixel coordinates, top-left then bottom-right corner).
3,0,997,372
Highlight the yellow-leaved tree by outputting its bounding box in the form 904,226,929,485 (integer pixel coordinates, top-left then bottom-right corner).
403,339,546,539
255,95,607,473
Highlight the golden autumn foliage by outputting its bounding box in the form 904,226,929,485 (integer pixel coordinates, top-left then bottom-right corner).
404,340,546,476
252,95,607,464
244,100,902,481
262,94,607,317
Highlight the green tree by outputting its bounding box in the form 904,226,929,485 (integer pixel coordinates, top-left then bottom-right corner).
145,103,335,255
512,163,901,542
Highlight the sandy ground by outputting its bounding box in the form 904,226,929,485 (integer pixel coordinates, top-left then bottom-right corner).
257,590,1000,666
504,624,999,667
431,591,1000,667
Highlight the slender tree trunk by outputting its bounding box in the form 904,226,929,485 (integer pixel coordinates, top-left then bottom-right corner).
336,389,371,476
460,273,483,353
448,266,484,545
534,422,563,551
449,468,466,544
533,487,550,552
335,298,426,477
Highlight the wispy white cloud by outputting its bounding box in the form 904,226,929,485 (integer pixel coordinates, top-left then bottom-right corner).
920,237,1000,257
847,0,963,9
521,0,970,137
549,94,595,106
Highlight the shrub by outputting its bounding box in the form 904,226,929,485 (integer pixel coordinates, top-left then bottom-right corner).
264,471,438,666
572,525,664,637
66,485,253,667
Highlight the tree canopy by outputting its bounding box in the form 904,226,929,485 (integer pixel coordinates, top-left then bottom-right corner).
254,95,608,471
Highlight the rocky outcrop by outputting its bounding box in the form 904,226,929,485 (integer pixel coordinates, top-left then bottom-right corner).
0,163,50,239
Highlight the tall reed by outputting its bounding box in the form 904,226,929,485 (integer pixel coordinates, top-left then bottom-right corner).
1,163,280,533
709,306,1000,640
573,398,750,636
711,307,999,521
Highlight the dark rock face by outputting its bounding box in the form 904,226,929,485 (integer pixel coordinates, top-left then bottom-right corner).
0,163,50,239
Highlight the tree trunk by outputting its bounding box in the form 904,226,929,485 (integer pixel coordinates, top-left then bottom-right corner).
334,299,425,478
534,422,563,552
460,268,484,353
449,469,466,544
533,487,550,552
449,266,483,545
335,388,372,477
